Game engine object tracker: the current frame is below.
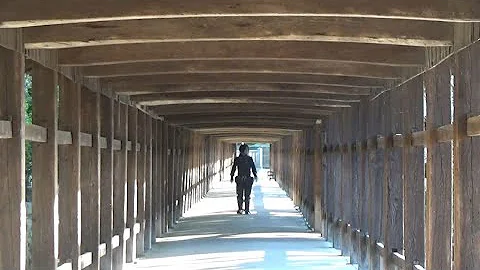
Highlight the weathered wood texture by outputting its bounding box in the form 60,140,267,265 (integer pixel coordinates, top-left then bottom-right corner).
136,112,146,256
453,41,480,270
425,60,452,270
100,95,114,270
31,62,59,270
80,88,101,270
58,76,81,270
0,44,26,270
144,116,153,250
126,106,138,263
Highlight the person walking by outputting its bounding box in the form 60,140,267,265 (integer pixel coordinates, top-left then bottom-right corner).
230,144,258,214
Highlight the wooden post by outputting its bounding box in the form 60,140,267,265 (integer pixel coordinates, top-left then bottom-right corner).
402,77,425,268
154,120,163,238
162,121,168,233
80,88,101,270
126,106,137,263
136,112,145,257
425,60,452,270
453,41,480,270
112,101,127,269
167,125,175,228
100,95,114,270
31,62,59,270
58,76,81,270
0,43,26,270
358,99,369,270
144,116,153,250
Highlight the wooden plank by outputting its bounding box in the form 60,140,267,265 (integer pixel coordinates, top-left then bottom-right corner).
425,60,452,270
58,262,73,270
25,123,47,142
100,95,114,270
167,126,176,228
144,116,153,250
412,130,427,146
112,101,127,270
123,228,131,241
436,123,453,143
136,112,146,256
58,76,81,270
57,130,73,145
80,132,93,147
0,120,12,138
402,76,425,268
466,115,480,136
98,243,107,258
24,17,452,49
1,0,480,27
453,38,480,270
162,121,169,234
31,62,59,270
59,41,425,67
111,235,120,249
112,139,121,151
80,88,101,270
126,106,138,263
79,252,92,270
0,44,26,270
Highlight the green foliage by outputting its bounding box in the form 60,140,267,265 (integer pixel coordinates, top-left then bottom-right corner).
25,74,32,192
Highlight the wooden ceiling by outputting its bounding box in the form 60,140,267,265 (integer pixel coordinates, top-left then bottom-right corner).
3,1,478,141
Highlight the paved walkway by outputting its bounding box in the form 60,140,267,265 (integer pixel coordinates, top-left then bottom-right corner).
129,171,357,270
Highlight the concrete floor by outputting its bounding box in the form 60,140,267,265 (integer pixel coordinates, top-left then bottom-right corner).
129,171,357,270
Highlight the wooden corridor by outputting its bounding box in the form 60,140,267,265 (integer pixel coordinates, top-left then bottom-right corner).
1,2,480,270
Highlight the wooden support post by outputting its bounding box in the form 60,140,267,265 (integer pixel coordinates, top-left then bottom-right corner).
100,95,114,270
0,43,26,270
80,88,101,270
144,116,153,250
453,41,480,270
112,101,127,269
358,99,369,270
162,121,168,233
31,62,59,270
136,112,146,257
58,76,81,270
154,120,163,238
167,125,175,228
402,77,425,268
126,106,137,263
425,60,452,270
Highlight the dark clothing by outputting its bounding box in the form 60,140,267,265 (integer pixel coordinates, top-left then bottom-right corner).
230,154,257,212
236,176,254,211
230,154,257,179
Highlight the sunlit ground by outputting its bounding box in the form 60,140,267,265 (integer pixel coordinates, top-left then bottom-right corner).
128,170,357,270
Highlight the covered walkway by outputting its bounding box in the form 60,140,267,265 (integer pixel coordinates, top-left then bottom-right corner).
128,171,356,270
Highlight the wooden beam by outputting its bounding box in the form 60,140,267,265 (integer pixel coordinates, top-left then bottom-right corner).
136,112,146,257
126,106,138,263
116,83,373,96
58,76,81,270
0,120,12,138
24,17,453,49
144,116,153,250
100,95,114,270
31,62,59,270
154,103,337,115
0,44,26,270
106,73,389,89
58,41,426,66
2,0,480,28
166,112,327,122
81,60,410,80
169,116,316,126
25,123,47,142
135,95,360,108
80,88,101,270
112,101,127,269
131,91,364,102
196,128,295,136
186,122,311,129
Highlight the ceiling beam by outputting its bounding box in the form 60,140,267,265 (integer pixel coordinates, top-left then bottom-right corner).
195,128,295,136
166,112,325,122
216,137,281,143
171,117,316,126
81,59,412,79
58,41,426,66
1,0,479,27
186,122,313,130
115,83,373,96
153,103,336,116
104,73,389,89
130,92,363,103
23,17,453,48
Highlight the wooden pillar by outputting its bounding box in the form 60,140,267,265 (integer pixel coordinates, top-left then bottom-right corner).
31,62,59,270
100,95,114,270
425,60,452,270
167,125,175,228
358,99,369,270
144,116,153,250
162,121,168,233
313,125,324,234
126,106,137,263
80,88,101,270
136,112,146,257
112,101,127,269
154,120,163,238
453,41,480,270
0,43,26,270
402,77,425,268
58,77,81,270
